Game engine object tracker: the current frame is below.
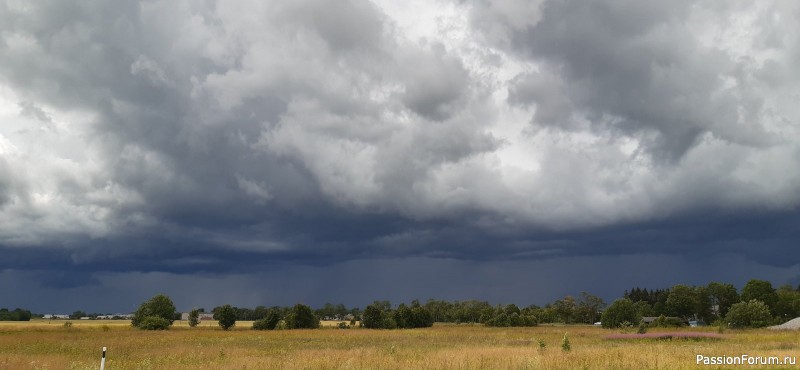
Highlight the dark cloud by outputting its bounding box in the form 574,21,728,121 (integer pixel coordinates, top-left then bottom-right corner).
0,0,799,309
500,0,778,162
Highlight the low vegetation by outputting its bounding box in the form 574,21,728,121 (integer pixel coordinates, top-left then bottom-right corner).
2,321,799,369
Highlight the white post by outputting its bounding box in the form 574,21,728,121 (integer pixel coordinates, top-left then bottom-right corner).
100,347,106,370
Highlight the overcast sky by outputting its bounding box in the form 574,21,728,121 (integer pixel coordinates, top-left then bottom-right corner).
1,0,800,313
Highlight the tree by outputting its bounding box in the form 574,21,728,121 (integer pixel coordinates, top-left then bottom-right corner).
774,285,800,321
0,308,32,321
70,311,87,320
633,301,654,318
188,308,200,327
601,299,639,328
138,316,170,330
707,282,739,319
741,280,778,312
286,304,319,329
666,285,696,319
552,296,577,324
578,292,606,324
725,300,772,328
132,294,177,330
214,305,237,330
362,304,385,329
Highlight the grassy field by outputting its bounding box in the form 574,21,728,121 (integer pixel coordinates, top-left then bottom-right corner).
1,320,799,369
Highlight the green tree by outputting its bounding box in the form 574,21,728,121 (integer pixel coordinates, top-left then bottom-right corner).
774,285,800,321
362,304,385,329
69,311,87,320
725,300,772,328
665,285,696,319
577,292,605,324
633,301,654,318
707,282,739,318
188,308,200,327
286,304,319,329
601,299,639,328
552,296,577,324
741,280,778,312
132,294,177,329
138,316,170,330
214,304,237,330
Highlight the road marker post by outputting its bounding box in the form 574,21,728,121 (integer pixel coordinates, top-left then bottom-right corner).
100,347,107,370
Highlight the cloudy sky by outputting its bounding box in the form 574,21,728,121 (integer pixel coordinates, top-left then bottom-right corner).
1,0,799,313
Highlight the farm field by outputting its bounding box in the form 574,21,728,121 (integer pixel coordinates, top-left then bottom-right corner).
1,320,799,369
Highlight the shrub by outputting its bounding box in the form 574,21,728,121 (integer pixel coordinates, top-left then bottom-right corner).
561,333,571,352
214,305,237,330
138,316,170,330
252,318,274,330
252,310,281,330
725,300,772,328
253,310,281,331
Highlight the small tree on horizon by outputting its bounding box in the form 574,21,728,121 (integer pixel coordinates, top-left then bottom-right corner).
214,305,237,330
601,299,639,329
286,304,319,329
132,294,177,330
188,308,200,327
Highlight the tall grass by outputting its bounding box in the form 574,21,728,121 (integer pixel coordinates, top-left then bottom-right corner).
0,320,798,369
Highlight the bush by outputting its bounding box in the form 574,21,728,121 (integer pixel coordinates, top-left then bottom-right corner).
252,318,273,330
725,300,772,328
132,294,177,330
252,310,281,330
138,316,171,330
214,305,237,330
601,299,639,329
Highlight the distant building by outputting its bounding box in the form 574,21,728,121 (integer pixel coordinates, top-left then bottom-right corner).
43,314,71,319
180,312,215,321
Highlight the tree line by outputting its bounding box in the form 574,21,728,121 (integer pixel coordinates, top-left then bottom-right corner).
602,279,800,328
23,278,800,330
0,308,32,321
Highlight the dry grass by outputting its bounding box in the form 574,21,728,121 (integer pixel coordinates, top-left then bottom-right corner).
1,320,799,369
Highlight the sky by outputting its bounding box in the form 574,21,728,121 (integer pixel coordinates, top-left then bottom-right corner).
1,0,799,313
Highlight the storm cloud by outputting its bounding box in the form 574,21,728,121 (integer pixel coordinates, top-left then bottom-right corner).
1,0,799,311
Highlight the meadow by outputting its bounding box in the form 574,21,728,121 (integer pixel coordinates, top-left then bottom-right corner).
1,320,799,369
